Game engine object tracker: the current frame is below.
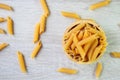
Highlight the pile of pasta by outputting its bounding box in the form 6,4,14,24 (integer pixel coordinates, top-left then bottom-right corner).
32,0,50,59
63,19,107,64
0,3,13,52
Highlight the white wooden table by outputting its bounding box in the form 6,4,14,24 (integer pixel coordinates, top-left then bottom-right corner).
0,0,120,80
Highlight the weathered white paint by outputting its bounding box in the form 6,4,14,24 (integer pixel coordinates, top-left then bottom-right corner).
0,0,120,80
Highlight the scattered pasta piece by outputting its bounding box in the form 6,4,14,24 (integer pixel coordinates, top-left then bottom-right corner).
0,3,13,11
40,15,46,34
7,16,14,35
95,62,103,78
33,22,40,43
17,51,27,73
31,41,42,58
0,43,9,51
0,17,6,22
89,0,110,10
110,52,120,58
0,28,6,34
40,0,50,17
61,11,81,20
57,68,78,74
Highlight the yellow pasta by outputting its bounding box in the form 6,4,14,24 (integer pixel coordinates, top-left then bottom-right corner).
31,41,42,58
0,17,6,22
91,45,103,61
78,34,98,45
86,24,103,36
110,52,120,58
78,31,83,40
89,1,110,10
86,25,99,33
83,42,93,53
77,45,85,59
61,11,81,20
33,22,40,43
0,28,6,34
82,29,89,39
40,15,46,34
40,0,50,17
71,43,76,50
7,16,14,35
73,34,85,59
0,3,13,11
67,23,85,37
0,43,9,51
95,62,103,78
63,20,107,64
17,51,27,73
57,68,78,74
75,48,79,54
64,34,73,50
88,39,98,60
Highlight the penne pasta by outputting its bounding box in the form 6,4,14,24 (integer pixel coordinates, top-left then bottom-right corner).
88,39,98,60
110,52,120,58
83,42,93,53
95,62,103,78
17,51,27,73
89,1,110,10
57,68,78,74
0,17,6,22
82,29,89,39
78,34,98,45
73,34,85,59
87,27,105,40
0,43,9,51
33,22,40,43
91,45,103,61
0,3,13,11
67,23,85,37
87,26,98,33
40,15,46,34
0,28,6,34
7,16,14,35
31,41,42,58
75,48,79,54
63,19,107,63
78,31,83,40
40,0,50,17
64,34,73,50
71,43,76,50
61,11,81,20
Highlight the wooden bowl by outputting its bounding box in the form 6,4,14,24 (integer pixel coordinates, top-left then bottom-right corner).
62,19,107,64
